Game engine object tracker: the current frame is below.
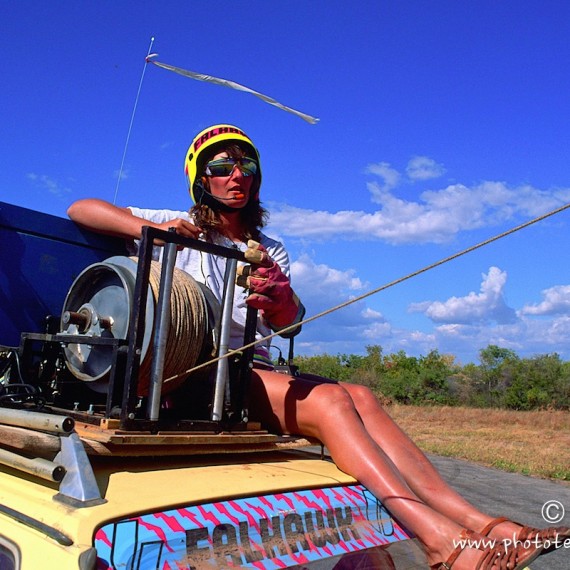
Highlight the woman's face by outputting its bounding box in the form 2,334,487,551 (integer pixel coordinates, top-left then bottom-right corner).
206,150,254,209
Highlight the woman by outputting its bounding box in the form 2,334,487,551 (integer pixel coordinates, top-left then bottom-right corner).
68,124,567,569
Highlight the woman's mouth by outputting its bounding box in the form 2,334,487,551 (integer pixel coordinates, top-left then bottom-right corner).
229,189,246,199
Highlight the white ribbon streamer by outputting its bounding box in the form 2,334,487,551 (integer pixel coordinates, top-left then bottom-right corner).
146,54,319,125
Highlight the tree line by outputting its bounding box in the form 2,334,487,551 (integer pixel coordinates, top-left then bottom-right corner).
293,345,570,410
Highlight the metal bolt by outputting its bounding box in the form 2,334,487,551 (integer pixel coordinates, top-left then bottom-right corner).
62,310,90,331
95,316,113,330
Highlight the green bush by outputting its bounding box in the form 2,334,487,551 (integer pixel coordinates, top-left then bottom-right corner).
291,344,569,410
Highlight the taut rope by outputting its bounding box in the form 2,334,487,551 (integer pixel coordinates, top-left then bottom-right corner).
164,200,570,382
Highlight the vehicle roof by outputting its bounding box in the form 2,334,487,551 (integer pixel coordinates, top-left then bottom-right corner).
0,448,355,546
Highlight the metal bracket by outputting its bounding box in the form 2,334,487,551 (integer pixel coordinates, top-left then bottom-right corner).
53,432,106,507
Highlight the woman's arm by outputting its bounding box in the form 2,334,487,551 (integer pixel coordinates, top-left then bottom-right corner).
67,198,202,240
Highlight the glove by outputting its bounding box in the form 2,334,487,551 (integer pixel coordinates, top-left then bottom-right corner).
237,240,305,336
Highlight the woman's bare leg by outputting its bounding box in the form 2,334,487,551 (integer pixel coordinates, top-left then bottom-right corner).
248,370,505,567
339,382,521,538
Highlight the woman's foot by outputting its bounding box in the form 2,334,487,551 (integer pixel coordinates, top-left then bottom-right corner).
480,516,570,553
430,528,543,569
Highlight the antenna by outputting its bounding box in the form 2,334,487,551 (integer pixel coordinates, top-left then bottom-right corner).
113,36,155,205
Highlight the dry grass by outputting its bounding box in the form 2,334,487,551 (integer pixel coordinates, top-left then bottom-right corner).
386,404,570,482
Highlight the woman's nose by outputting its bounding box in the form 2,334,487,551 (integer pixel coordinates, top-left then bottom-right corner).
230,164,245,179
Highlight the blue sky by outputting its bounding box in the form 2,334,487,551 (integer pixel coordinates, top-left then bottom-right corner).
3,1,570,365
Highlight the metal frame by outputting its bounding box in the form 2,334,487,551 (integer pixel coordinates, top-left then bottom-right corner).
13,226,258,434
120,226,258,431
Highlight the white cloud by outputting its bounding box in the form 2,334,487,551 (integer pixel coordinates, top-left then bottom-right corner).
267,156,570,246
409,266,517,325
365,162,401,200
289,254,389,351
286,253,570,363
26,173,72,197
362,307,383,319
268,157,570,363
406,156,446,181
291,254,364,301
424,313,570,363
361,313,570,365
113,168,129,181
361,320,393,340
520,285,570,316
268,179,570,245
369,273,570,363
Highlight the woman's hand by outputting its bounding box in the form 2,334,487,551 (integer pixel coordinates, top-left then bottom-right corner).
238,240,305,334
153,218,203,243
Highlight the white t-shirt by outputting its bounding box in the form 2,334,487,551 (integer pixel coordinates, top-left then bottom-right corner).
127,207,291,363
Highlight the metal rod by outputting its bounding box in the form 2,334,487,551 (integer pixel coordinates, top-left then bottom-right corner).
121,227,154,427
234,305,258,423
0,408,74,434
0,448,65,482
141,227,247,261
0,423,61,458
288,338,295,364
119,226,248,427
147,235,177,421
0,505,72,546
62,310,90,330
62,310,112,331
211,258,238,422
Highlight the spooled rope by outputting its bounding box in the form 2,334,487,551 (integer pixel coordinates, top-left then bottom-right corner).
136,259,209,395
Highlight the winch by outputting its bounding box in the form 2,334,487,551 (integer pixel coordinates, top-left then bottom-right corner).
7,226,257,433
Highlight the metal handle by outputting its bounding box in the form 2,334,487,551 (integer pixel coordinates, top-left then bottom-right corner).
147,235,178,420
211,258,238,422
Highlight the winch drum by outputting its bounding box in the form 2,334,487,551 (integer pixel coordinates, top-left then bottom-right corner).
59,256,217,396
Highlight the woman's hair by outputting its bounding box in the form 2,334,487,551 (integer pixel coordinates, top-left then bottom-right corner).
189,144,268,241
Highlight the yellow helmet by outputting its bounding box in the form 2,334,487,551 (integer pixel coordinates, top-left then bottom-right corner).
185,124,262,205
